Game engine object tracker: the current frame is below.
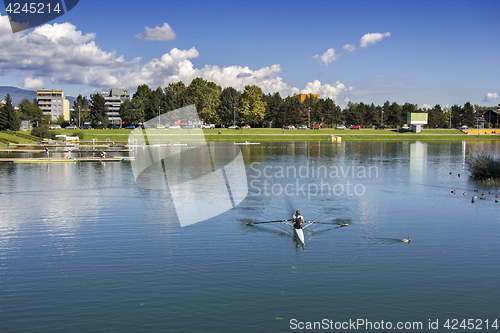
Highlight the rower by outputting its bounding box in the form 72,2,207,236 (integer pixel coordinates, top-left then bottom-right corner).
293,210,304,229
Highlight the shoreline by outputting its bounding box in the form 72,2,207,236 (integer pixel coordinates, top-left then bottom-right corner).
1,129,500,148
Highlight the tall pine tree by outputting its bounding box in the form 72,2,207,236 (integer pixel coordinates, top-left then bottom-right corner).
0,94,20,130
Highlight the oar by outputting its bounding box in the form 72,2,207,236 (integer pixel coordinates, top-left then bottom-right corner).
307,221,349,226
246,219,292,225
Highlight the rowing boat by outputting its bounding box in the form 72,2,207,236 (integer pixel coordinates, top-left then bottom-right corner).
246,217,348,246
290,214,305,245
294,226,305,245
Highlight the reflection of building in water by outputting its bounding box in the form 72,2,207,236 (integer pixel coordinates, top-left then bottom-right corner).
462,141,467,167
409,141,427,182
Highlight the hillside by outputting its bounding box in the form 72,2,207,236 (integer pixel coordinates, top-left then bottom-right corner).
0,86,76,106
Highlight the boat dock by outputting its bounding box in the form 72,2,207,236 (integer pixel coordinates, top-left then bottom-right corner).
0,157,124,163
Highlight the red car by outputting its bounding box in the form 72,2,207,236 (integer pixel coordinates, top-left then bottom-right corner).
350,125,362,129
311,125,321,129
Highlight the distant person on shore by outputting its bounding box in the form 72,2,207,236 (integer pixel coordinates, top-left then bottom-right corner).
45,148,49,159
100,151,107,158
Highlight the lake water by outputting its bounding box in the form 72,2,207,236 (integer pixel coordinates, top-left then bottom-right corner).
1,141,499,332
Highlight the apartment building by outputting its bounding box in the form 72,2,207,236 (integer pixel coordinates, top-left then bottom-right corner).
36,89,70,121
101,88,129,125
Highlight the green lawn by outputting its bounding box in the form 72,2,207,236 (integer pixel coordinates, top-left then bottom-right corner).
0,131,39,147
20,128,500,143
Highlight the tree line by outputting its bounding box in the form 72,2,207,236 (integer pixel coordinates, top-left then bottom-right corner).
115,78,488,129
0,78,497,131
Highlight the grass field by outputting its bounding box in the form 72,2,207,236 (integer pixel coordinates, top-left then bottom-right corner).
2,128,499,147
0,132,40,147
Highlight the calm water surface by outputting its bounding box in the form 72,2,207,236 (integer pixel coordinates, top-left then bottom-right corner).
1,141,499,332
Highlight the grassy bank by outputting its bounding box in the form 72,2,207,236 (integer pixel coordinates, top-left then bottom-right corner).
0,131,39,147
3,128,499,145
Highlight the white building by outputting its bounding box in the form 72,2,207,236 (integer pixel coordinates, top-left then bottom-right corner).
36,89,70,121
100,88,129,125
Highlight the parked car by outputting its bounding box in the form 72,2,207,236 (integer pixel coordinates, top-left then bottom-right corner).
298,125,307,129
184,125,195,129
109,125,120,129
376,125,387,129
82,124,92,129
402,125,410,130
458,125,468,130
312,125,321,129
96,124,106,129
48,125,61,129
228,125,238,129
282,126,290,129
169,125,181,129
125,125,135,129
65,125,78,129
242,124,251,129
288,125,295,129
350,125,362,129
201,124,215,129
336,125,346,130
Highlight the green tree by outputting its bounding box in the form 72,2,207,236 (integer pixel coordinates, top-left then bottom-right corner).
428,104,447,128
461,102,476,127
263,92,283,127
0,94,20,130
165,81,191,109
219,87,241,125
18,98,43,124
450,105,462,128
374,105,383,126
381,101,391,125
187,77,221,124
302,95,322,126
239,85,266,125
73,94,90,127
119,99,145,125
55,115,69,128
280,96,301,126
344,102,363,126
89,93,108,127
321,98,342,127
143,87,164,122
387,102,402,126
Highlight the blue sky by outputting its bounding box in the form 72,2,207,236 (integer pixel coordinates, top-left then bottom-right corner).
0,0,499,108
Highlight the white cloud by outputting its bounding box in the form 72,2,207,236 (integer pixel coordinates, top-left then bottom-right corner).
135,23,176,41
301,79,353,103
0,15,140,88
0,14,353,106
483,92,498,102
312,48,341,65
342,44,357,53
342,32,391,53
23,77,44,89
422,104,432,110
316,32,391,65
360,32,391,48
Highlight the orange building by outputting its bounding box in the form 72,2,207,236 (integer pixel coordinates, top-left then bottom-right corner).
297,94,320,101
